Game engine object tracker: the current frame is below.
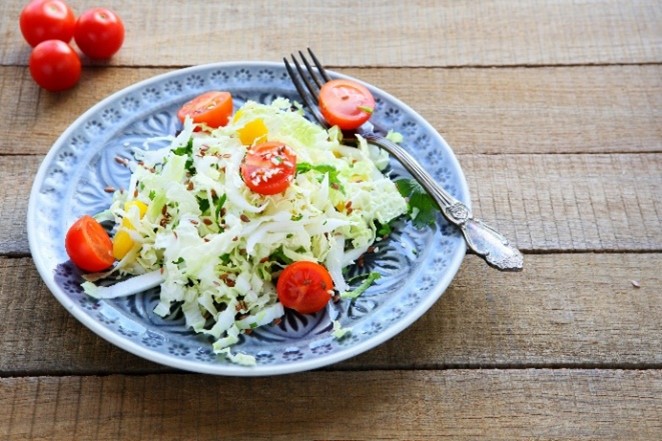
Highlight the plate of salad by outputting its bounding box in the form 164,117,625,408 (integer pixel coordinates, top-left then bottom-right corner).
27,61,469,375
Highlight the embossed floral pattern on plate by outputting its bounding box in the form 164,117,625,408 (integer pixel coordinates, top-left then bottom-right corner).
27,62,469,376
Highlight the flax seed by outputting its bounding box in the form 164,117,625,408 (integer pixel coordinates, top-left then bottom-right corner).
114,156,129,166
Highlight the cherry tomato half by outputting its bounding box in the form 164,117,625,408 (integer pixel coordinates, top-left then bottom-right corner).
177,91,234,129
277,261,334,314
240,141,297,195
74,7,125,59
20,0,76,47
65,215,115,272
29,39,81,91
319,79,376,130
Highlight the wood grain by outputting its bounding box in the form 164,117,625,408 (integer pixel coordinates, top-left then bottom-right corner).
2,253,660,375
2,0,661,67
2,0,661,439
3,153,660,256
464,153,662,252
1,65,660,156
1,370,660,440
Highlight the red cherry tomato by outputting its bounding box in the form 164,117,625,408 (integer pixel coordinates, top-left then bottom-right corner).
319,79,376,130
29,39,81,91
240,141,297,195
277,261,334,314
74,7,125,59
19,0,76,47
177,91,234,129
65,215,115,272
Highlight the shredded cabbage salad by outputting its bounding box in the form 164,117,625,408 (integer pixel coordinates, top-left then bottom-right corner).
83,97,408,363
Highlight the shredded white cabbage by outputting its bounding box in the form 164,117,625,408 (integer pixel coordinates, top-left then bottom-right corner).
84,98,407,364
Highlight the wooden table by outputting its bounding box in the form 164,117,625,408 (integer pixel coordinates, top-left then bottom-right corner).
1,1,661,439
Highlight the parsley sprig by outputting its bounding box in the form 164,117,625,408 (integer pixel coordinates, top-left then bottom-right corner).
395,178,438,228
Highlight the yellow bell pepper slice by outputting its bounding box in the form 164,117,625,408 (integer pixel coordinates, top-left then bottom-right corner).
113,200,148,260
237,118,268,146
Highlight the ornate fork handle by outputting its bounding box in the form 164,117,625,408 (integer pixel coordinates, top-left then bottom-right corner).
360,127,523,271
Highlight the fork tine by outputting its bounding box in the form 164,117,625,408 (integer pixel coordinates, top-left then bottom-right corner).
283,56,327,127
306,48,332,83
298,50,324,91
291,53,321,100
283,58,312,106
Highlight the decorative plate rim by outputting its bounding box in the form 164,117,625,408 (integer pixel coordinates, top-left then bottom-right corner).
27,61,469,376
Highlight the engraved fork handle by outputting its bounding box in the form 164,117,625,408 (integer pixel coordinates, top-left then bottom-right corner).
360,128,524,271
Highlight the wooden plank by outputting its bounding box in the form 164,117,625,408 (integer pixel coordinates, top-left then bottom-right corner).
1,370,660,440
2,0,661,67
1,65,660,156
1,253,660,374
0,156,34,256
464,153,662,252
3,153,660,256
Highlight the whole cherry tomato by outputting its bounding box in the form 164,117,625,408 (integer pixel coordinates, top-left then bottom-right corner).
319,79,375,130
240,141,297,195
74,7,125,59
277,261,334,314
65,215,115,272
19,0,76,47
29,39,81,91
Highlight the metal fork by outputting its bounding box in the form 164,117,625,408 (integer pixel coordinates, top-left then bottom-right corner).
284,49,523,271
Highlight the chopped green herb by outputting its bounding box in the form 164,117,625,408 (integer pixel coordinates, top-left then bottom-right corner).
376,221,392,237
269,246,293,265
395,178,438,228
296,162,344,191
172,138,195,172
341,271,381,299
197,196,210,213
215,193,227,216
172,138,193,157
